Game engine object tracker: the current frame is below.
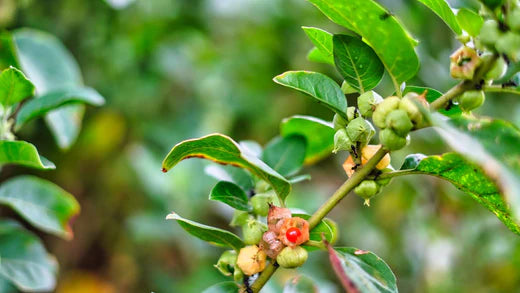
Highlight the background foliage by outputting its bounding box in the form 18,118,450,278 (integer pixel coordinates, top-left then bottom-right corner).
1,0,520,292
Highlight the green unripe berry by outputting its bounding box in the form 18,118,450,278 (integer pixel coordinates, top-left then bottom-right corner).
508,8,520,32
333,128,353,153
457,90,485,112
372,96,400,129
496,32,520,61
346,117,374,146
242,220,267,245
251,193,273,217
385,109,413,137
346,106,358,122
333,114,348,131
358,91,383,118
479,20,501,47
354,180,379,199
483,54,507,80
376,167,394,187
379,128,409,151
399,94,423,128
276,246,308,268
215,250,237,276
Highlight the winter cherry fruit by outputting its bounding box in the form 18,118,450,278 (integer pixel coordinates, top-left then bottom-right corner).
285,227,302,243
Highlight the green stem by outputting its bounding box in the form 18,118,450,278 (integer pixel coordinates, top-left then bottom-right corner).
250,261,277,292
483,85,520,95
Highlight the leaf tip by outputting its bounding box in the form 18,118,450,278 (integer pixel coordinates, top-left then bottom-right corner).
165,212,177,220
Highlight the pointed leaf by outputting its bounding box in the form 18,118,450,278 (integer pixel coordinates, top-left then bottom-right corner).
205,165,255,192
0,32,20,70
302,27,334,65
333,34,384,92
0,140,55,170
456,8,484,37
307,47,332,64
274,71,347,119
162,134,291,202
0,67,34,106
308,0,419,84
0,220,57,292
166,212,244,251
262,135,307,177
280,115,335,165
15,87,105,129
417,0,462,35
209,181,250,211
0,175,80,239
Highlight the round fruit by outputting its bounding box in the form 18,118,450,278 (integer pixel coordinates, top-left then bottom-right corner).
346,117,374,145
285,227,302,243
480,0,504,10
267,205,292,233
479,20,501,47
508,8,520,32
237,245,267,276
215,250,237,276
242,220,267,245
354,180,379,199
358,91,384,118
457,90,485,112
333,128,353,153
251,193,273,217
450,46,481,80
276,246,308,268
379,128,409,151
333,114,348,131
376,166,395,187
496,32,520,61
279,217,310,247
484,55,507,80
385,109,413,137
399,94,423,127
372,96,401,128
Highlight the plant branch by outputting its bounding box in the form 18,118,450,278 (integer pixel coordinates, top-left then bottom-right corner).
250,261,277,292
483,85,520,95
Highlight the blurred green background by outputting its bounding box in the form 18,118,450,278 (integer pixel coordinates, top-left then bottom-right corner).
1,0,520,292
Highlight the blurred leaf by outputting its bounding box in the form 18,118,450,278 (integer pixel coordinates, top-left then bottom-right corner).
302,27,334,65
283,275,318,293
13,29,87,149
0,140,55,170
0,175,80,239
289,174,311,184
209,181,250,211
417,0,462,35
433,115,520,223
262,135,306,177
294,214,338,251
403,86,461,117
280,115,334,165
308,0,419,84
205,165,255,192
307,47,332,64
239,140,263,158
166,212,244,251
274,71,347,119
15,87,105,129
333,34,384,93
201,282,239,293
329,247,397,293
0,32,19,70
399,153,520,235
0,220,57,292
456,8,484,37
162,134,290,202
0,67,34,107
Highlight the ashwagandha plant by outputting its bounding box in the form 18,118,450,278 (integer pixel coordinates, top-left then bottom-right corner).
162,0,520,292
0,29,104,291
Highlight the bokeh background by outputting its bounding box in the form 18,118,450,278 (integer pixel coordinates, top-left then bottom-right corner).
1,0,520,292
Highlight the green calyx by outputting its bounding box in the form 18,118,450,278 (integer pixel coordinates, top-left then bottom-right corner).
373,96,400,129
376,166,394,187
358,91,384,118
496,32,520,62
508,8,520,32
333,113,349,131
457,90,485,112
479,0,504,10
479,20,502,48
276,246,308,268
215,250,238,276
333,128,353,153
354,179,381,206
399,93,423,128
242,219,267,245
379,128,409,151
385,109,413,137
251,193,274,217
346,117,375,146
346,106,358,122
482,54,507,80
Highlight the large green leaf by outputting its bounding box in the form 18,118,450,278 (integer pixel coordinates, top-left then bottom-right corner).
262,135,306,177
166,212,244,251
15,87,105,129
456,8,484,37
13,29,88,149
302,27,334,65
280,115,335,165
202,282,239,293
329,247,397,293
209,181,250,211
0,175,80,239
0,140,55,170
0,67,34,107
0,32,19,70
283,275,318,293
308,0,419,85
399,153,520,235
273,71,348,119
162,134,291,202
0,220,57,292
417,0,462,35
333,34,384,93
294,214,338,251
402,86,461,117
205,165,255,192
433,115,520,222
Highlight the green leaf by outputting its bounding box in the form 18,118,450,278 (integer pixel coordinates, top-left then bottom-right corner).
294,214,338,251
205,165,255,192
333,34,384,93
202,282,239,293
273,71,348,119
162,134,291,202
13,29,89,149
0,175,80,239
400,153,520,235
417,0,462,35
280,115,335,165
0,67,34,107
0,140,55,170
283,275,318,293
302,27,334,65
262,135,307,177
433,115,520,224
308,0,419,85
402,86,461,117
209,181,250,211
456,8,484,37
0,32,20,70
0,220,57,292
330,247,398,293
166,212,244,251
307,47,332,64
15,87,105,129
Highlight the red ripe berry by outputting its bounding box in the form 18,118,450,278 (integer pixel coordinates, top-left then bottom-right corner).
285,227,302,243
